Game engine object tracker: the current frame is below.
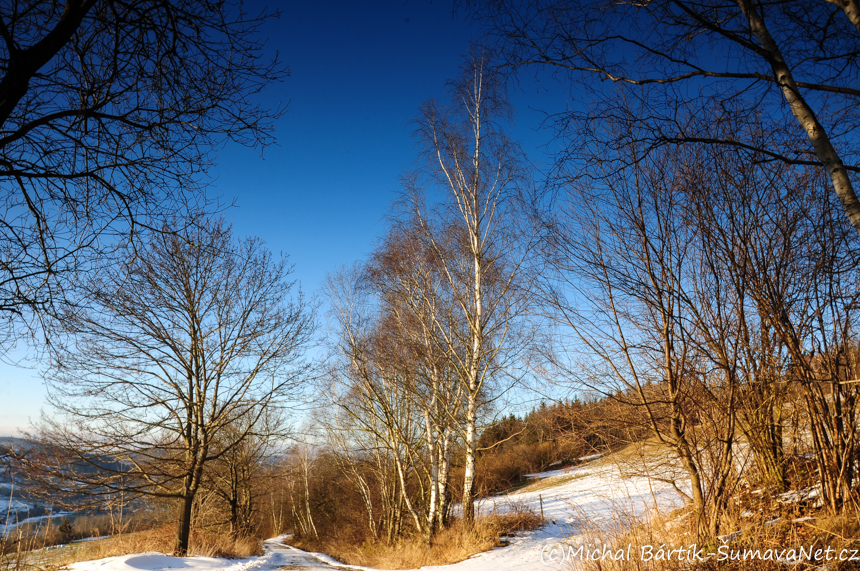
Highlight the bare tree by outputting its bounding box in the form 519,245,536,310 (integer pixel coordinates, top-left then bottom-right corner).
0,1,286,332
473,0,860,235
324,414,384,541
673,128,860,511
368,221,463,539
533,104,860,534
680,141,804,492
324,265,429,538
409,53,532,523
744,174,860,511
25,216,313,555
204,411,286,538
533,131,752,538
323,221,466,543
320,55,532,536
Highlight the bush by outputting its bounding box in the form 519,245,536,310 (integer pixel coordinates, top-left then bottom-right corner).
288,502,543,569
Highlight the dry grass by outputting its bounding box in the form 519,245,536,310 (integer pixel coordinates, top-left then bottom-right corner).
518,473,586,494
563,498,860,571
289,501,544,569
1,525,262,570
597,439,669,464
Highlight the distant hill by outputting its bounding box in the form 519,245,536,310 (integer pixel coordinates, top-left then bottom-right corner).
0,436,33,447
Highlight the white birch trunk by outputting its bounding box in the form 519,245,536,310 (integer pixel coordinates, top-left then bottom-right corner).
824,0,860,31
737,0,860,236
437,427,452,528
461,395,478,522
424,406,439,537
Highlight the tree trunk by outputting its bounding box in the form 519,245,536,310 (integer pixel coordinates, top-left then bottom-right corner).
674,440,707,540
462,188,483,525
302,451,318,540
462,396,478,524
393,444,425,535
424,408,439,541
824,0,860,31
353,468,377,540
174,492,194,556
229,497,239,537
668,400,708,540
437,429,452,528
228,463,240,537
736,0,860,237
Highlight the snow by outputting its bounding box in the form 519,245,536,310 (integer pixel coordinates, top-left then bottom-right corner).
3,511,74,532
72,535,112,543
66,536,335,571
0,497,32,513
523,468,569,480
63,458,687,571
70,554,230,571
387,459,686,571
778,485,821,505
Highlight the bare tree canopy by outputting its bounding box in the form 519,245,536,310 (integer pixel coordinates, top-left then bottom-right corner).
470,0,860,235
26,216,314,555
532,106,860,532
0,0,286,331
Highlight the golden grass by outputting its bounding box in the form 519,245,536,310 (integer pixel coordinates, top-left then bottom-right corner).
289,502,544,569
564,495,860,571
592,440,672,469
517,473,586,494
2,525,262,571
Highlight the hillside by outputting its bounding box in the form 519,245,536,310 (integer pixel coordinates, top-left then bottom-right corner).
46,455,685,571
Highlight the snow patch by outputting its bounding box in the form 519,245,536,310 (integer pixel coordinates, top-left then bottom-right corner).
779,485,822,507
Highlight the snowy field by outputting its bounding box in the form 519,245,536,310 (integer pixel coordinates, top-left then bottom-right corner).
65,458,687,571
3,511,75,533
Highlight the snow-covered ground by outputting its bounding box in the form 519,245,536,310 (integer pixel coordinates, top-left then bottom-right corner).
0,496,33,514
66,536,334,571
3,511,76,533
63,458,687,571
396,459,686,571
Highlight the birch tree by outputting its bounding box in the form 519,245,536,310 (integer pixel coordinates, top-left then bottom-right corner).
369,222,463,539
325,266,428,538
410,54,531,523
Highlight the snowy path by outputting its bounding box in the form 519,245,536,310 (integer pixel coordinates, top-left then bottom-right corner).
66,458,687,571
67,536,338,571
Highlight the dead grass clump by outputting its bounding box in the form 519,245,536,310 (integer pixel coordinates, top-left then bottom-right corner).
102,525,260,559
289,501,543,569
185,528,262,559
485,501,546,534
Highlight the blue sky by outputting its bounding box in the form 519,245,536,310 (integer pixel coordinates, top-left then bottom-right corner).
0,0,567,435
215,0,563,294
217,0,476,286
